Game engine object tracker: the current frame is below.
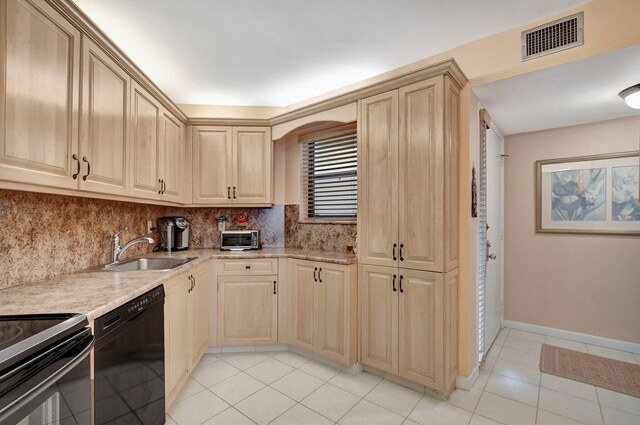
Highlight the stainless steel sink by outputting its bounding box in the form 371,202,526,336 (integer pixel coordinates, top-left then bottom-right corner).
99,257,198,272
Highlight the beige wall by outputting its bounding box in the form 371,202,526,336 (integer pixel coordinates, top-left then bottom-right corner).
504,117,640,344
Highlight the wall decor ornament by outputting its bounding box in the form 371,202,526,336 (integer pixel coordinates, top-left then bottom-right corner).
536,151,640,235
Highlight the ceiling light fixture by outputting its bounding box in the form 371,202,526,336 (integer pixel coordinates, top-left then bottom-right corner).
619,84,640,109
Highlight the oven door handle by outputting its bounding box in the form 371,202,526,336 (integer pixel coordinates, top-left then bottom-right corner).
0,332,94,424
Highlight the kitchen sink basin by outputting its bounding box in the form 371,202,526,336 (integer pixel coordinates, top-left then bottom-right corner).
100,257,198,272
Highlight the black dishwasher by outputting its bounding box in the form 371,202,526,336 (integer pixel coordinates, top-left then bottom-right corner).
94,286,165,425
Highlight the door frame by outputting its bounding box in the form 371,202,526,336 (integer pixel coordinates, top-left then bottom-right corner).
477,108,505,362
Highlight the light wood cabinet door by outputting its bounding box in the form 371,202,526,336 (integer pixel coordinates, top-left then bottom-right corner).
130,82,160,199
159,109,183,202
79,36,129,195
317,264,349,363
399,78,444,272
398,268,443,389
217,275,278,345
232,127,272,204
360,265,398,374
291,260,317,353
164,274,189,404
359,91,399,268
192,126,233,203
444,268,458,391
187,265,209,369
0,0,80,189
291,260,357,365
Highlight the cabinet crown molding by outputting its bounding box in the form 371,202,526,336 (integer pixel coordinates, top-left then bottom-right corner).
44,1,468,130
44,0,188,123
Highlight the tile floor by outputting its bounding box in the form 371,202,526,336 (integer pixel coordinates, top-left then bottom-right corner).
166,328,640,425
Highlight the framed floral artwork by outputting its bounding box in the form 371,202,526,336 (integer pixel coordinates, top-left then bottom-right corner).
536,151,640,235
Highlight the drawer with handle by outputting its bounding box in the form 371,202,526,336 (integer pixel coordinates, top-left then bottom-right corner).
217,258,278,275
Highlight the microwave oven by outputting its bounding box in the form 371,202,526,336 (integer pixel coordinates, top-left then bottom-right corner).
220,230,260,250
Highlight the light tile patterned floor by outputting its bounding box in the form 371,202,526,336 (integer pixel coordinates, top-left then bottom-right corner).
166,327,640,425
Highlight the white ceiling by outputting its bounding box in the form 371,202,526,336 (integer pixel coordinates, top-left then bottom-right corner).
473,44,640,135
73,0,589,107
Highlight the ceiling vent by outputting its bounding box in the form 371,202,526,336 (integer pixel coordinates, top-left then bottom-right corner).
521,12,584,61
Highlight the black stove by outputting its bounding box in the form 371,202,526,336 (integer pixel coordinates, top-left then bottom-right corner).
0,314,87,371
0,314,94,424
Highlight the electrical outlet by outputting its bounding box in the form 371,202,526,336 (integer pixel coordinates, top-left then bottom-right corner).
147,220,153,234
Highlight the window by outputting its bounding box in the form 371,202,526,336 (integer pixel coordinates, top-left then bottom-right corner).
301,124,357,221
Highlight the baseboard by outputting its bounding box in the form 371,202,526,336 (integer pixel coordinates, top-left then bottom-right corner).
503,320,640,355
455,366,479,391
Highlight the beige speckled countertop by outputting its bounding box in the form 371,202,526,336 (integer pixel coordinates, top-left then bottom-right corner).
0,248,356,321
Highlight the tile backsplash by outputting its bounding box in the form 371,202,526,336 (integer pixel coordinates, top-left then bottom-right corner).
171,205,284,248
0,192,353,289
284,204,357,253
0,190,282,289
0,190,170,289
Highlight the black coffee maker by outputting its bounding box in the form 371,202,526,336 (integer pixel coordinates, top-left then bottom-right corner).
157,217,190,251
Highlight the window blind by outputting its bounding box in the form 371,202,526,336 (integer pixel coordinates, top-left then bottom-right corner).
478,115,488,362
301,132,357,219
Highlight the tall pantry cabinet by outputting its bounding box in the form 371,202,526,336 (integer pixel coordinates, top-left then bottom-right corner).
358,71,462,396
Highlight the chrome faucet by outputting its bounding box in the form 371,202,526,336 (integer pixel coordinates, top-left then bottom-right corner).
111,228,154,264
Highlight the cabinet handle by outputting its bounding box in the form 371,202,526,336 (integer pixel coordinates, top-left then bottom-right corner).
162,180,166,194
245,265,251,269
313,267,318,282
399,244,404,261
72,154,80,180
392,243,397,261
318,268,322,283
273,280,277,295
399,275,404,293
233,186,236,199
82,156,91,181
192,275,196,289
227,186,231,199
392,274,397,292
158,179,163,194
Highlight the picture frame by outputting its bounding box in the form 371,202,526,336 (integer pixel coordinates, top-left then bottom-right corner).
535,151,640,236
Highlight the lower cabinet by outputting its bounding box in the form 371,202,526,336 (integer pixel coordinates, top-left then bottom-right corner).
188,264,210,367
164,273,189,407
291,260,357,365
360,264,458,395
164,262,210,407
217,260,278,345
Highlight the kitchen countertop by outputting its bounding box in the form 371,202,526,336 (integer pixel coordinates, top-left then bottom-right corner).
0,248,356,321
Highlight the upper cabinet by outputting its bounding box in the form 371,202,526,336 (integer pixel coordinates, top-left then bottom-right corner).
130,82,161,200
358,91,399,268
233,127,272,203
192,125,272,205
0,0,80,189
158,109,184,203
192,126,233,204
130,82,184,202
79,36,130,196
0,0,186,204
359,76,460,273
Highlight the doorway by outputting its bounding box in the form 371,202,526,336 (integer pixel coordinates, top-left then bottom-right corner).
478,110,505,361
